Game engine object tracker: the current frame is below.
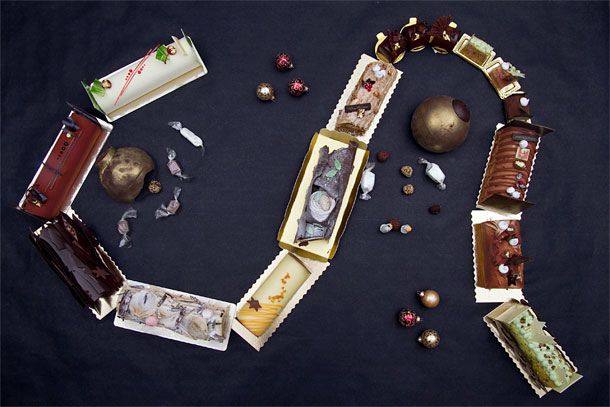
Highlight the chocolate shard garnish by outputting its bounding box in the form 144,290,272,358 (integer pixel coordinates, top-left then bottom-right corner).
30,212,124,312
344,103,372,113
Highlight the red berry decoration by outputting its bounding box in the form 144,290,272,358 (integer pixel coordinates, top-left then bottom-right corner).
388,218,401,231
376,150,390,162
428,204,441,215
288,78,308,97
398,309,422,327
275,53,294,71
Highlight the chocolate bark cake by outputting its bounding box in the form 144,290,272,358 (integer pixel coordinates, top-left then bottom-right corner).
295,142,357,242
504,93,532,122
474,219,527,289
30,212,125,313
334,62,398,137
477,121,553,214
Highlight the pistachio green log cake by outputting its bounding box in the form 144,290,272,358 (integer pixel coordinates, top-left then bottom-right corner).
504,308,576,389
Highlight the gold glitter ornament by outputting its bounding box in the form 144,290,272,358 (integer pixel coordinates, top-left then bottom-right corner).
256,82,275,101
418,329,441,349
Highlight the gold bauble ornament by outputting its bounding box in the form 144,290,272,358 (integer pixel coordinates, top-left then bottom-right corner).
97,146,154,203
410,95,470,153
418,289,440,308
418,329,441,349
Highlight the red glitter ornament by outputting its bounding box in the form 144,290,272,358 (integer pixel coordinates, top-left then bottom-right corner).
275,53,294,71
288,78,308,97
398,309,421,327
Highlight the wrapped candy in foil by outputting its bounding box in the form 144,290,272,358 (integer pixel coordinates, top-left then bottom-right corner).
155,187,182,219
166,148,190,180
359,162,376,200
168,121,205,156
117,208,137,248
418,157,446,190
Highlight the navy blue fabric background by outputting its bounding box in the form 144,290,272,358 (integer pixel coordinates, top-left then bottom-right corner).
1,1,608,405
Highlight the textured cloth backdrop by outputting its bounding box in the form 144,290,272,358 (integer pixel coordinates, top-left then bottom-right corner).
1,1,608,405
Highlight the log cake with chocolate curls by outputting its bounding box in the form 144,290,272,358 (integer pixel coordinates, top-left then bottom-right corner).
477,121,553,214
474,219,527,289
335,62,398,137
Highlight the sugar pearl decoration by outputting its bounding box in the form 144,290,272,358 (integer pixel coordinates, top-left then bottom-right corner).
418,289,440,308
498,221,509,231
506,186,516,194
512,191,521,199
498,265,510,274
501,62,510,70
519,140,529,148
380,223,393,233
509,238,519,246
520,97,530,107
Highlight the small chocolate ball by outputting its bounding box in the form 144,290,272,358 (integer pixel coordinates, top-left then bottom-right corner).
418,329,441,349
418,289,440,308
398,309,422,327
256,82,275,101
148,180,162,194
411,95,470,153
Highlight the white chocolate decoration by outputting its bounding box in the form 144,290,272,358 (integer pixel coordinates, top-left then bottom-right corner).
509,238,519,246
380,223,392,233
236,254,310,337
506,186,516,194
519,140,528,148
499,265,509,274
520,97,530,107
93,37,202,114
498,221,509,231
501,62,510,70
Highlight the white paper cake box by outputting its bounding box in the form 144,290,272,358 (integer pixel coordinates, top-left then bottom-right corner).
83,30,208,122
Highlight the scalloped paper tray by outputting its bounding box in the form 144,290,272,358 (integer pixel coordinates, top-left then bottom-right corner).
232,250,329,351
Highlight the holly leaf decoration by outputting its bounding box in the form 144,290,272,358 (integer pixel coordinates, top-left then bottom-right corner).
334,158,342,171
156,45,169,63
325,169,338,178
89,79,105,96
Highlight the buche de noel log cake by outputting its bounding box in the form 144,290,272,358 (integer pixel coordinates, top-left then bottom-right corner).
477,121,553,214
334,61,398,137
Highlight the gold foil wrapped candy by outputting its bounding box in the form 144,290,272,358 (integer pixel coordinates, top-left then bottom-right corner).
97,147,155,203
